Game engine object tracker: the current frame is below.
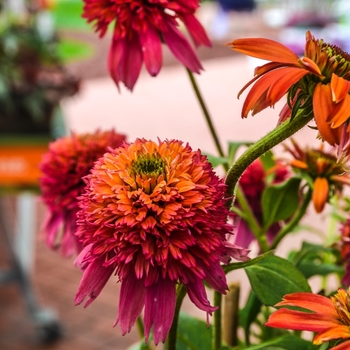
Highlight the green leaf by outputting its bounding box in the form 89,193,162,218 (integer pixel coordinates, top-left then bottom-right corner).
297,262,344,279
176,312,212,350
262,177,301,229
204,153,228,168
243,335,317,350
227,141,252,164
245,255,311,306
239,291,262,343
223,250,274,274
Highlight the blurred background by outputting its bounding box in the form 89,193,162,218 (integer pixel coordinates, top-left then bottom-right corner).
0,0,349,349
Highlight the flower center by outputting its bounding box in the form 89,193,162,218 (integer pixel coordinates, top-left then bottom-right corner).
331,289,350,326
131,153,166,178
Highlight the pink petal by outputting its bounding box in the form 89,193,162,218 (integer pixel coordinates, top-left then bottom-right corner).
114,275,146,335
144,278,176,345
162,22,203,74
186,277,218,325
43,211,63,248
332,340,350,350
203,261,228,294
233,218,255,248
139,23,162,77
108,32,143,91
74,257,115,307
224,241,251,262
181,14,211,47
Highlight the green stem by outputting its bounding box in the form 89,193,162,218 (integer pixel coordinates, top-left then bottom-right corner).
270,188,312,250
212,291,223,350
225,114,314,207
136,316,144,339
186,69,227,168
165,284,187,350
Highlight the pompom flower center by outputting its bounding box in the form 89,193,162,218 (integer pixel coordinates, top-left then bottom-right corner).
131,153,166,179
331,289,350,326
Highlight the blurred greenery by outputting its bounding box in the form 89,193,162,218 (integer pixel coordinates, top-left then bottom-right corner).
57,36,93,62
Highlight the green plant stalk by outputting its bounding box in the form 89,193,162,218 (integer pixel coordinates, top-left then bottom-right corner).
165,284,187,350
270,188,312,250
212,291,223,350
225,114,314,207
186,69,227,169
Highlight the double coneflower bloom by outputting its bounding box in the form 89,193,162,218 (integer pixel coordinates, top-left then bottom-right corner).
227,31,350,157
284,139,350,213
266,289,350,350
82,0,211,90
74,138,250,345
40,130,126,257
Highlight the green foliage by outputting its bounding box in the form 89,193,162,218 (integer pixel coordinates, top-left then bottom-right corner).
245,255,311,307
261,178,302,230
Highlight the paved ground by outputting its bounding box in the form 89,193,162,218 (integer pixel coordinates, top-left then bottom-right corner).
0,5,331,350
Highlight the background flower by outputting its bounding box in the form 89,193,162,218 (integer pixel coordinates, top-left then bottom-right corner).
40,129,126,257
82,0,211,90
74,138,249,345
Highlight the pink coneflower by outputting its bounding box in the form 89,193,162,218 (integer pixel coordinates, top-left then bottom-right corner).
74,138,249,345
39,129,126,257
82,0,211,91
234,158,290,248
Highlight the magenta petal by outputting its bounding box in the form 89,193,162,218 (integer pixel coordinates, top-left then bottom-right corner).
43,211,63,248
74,257,114,307
144,278,176,345
224,241,251,262
203,262,228,294
181,14,211,47
186,277,218,325
114,275,145,335
139,23,162,76
162,22,203,74
108,32,143,91
234,218,255,248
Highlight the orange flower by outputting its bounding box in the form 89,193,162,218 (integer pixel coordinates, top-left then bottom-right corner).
227,31,350,156
284,139,350,213
265,289,350,350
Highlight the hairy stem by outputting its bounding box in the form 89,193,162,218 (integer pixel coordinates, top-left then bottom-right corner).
225,115,314,207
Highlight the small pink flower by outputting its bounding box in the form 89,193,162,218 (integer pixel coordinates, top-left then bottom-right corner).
82,0,211,90
39,130,126,257
74,138,249,345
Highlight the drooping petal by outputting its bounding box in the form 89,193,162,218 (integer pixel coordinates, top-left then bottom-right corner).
43,212,63,248
313,325,350,344
332,339,350,350
331,73,350,103
265,308,341,332
181,14,211,47
312,177,329,213
299,56,323,77
144,278,176,345
313,83,341,145
328,94,350,129
275,292,338,318
162,22,203,74
203,261,228,294
186,277,218,325
227,38,301,65
74,258,115,307
114,275,146,335
233,218,255,248
139,23,162,77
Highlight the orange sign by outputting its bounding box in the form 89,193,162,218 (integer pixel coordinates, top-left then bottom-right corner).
0,144,48,187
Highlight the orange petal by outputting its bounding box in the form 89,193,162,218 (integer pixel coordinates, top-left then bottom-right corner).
331,74,350,103
328,94,350,129
312,177,329,213
226,38,301,65
313,325,350,344
332,340,350,350
331,174,350,186
290,159,308,169
267,67,309,105
313,83,340,145
265,308,340,332
300,56,323,77
274,292,338,318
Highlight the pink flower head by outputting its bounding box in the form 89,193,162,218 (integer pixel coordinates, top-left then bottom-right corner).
234,158,290,248
39,129,126,257
74,138,249,345
82,0,211,91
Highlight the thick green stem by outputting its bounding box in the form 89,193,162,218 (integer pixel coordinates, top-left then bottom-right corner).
270,188,312,250
225,114,314,207
165,284,187,350
212,291,223,350
186,69,227,167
